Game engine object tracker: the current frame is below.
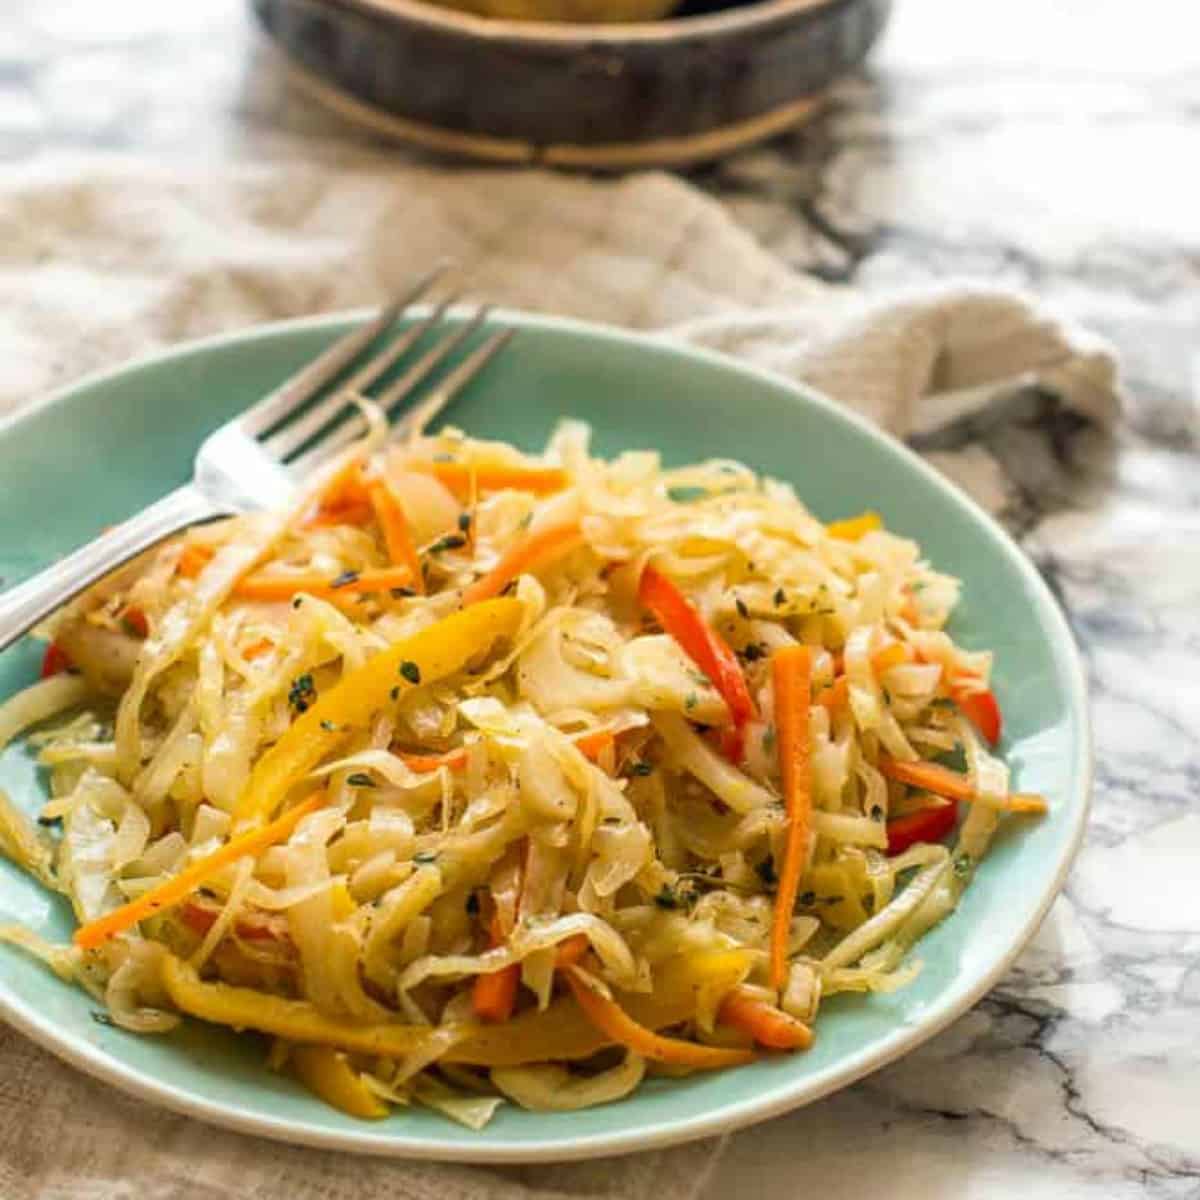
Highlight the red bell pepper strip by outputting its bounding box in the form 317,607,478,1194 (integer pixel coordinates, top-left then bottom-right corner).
40,643,72,678
885,800,958,855
954,686,1003,745
638,565,754,759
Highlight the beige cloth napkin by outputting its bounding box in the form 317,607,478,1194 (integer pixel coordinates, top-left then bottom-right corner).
0,155,1119,1200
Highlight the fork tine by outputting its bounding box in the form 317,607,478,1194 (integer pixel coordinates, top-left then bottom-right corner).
262,294,460,462
393,327,516,443
290,316,509,477
373,305,492,414
240,262,449,438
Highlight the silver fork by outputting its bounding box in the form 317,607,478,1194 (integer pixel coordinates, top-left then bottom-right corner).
0,268,514,653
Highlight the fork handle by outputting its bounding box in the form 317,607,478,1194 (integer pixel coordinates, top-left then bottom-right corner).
0,483,221,655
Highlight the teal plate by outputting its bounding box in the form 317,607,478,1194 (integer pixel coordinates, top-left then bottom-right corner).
0,310,1090,1162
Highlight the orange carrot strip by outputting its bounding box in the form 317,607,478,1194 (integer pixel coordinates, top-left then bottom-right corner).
770,645,813,990
303,502,373,530
462,521,584,607
177,543,215,579
232,566,413,603
826,511,883,541
365,476,424,594
74,792,326,950
241,637,275,661
472,914,521,1024
815,675,849,713
554,934,590,969
565,970,755,1070
415,461,568,500
871,642,913,674
877,756,1047,813
718,987,813,1051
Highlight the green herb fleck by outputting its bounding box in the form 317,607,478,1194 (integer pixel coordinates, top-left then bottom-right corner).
773,587,786,607
628,762,653,777
391,586,416,599
930,697,956,709
330,569,360,589
91,1011,116,1028
762,725,777,753
666,485,708,504
291,597,303,610
347,772,376,788
399,660,422,685
458,512,472,533
413,850,438,865
684,692,698,711
389,686,400,701
654,883,694,911
870,804,885,822
689,669,712,687
288,673,317,714
518,512,534,531
319,720,340,732
821,894,845,906
465,891,481,916
735,597,749,619
954,853,973,879
882,687,892,705
429,534,467,554
799,891,816,908
500,579,519,596
742,643,766,662
863,893,876,914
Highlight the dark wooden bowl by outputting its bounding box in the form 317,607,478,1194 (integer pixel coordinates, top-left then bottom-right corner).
250,0,891,168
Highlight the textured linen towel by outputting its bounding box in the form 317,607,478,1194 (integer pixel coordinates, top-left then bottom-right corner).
0,155,1119,1200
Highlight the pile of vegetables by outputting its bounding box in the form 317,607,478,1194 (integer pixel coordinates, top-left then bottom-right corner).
0,419,1045,1126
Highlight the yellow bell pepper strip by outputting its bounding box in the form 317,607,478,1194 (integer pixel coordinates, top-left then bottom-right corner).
770,644,813,990
232,598,523,827
161,949,751,1068
290,1045,389,1119
826,511,883,541
162,954,444,1056
718,987,813,1051
565,967,756,1070
462,521,584,606
877,755,1048,813
73,791,327,950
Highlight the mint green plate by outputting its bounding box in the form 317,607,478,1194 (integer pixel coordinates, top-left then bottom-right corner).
0,310,1090,1162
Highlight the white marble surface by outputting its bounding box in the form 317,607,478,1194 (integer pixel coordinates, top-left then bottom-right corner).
3,0,1199,1196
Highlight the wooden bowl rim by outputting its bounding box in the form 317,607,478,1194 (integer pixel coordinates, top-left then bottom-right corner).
319,0,846,46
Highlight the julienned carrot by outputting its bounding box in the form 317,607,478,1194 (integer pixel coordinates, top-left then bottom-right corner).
877,756,1047,813
554,934,590,968
769,644,812,990
232,565,414,603
826,511,882,541
718,986,813,1051
241,637,275,661
176,542,215,579
304,502,372,530
637,565,755,761
74,792,327,950
815,676,848,713
462,521,584,606
365,475,424,594
565,969,755,1070
414,461,568,500
472,914,520,1024
871,642,912,674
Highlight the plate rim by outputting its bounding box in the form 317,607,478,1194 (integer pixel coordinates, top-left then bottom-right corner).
0,307,1093,1163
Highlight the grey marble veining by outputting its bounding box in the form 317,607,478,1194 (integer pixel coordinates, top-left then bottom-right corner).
3,0,1199,1194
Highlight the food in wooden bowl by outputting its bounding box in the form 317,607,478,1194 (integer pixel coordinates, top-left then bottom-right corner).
250,0,893,168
